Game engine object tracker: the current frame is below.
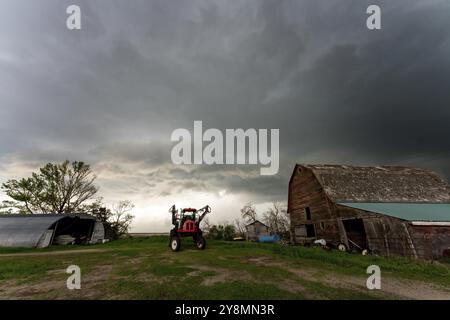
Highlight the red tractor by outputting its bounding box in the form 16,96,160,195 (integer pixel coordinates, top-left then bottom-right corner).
168,204,211,252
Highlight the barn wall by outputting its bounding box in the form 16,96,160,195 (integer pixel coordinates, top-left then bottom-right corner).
362,217,417,258
336,205,418,258
409,225,450,259
289,167,340,244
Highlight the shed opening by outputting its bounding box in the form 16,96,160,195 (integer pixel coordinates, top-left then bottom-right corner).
52,217,97,245
343,218,367,251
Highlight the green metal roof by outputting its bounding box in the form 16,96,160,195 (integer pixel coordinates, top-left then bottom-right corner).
337,202,450,222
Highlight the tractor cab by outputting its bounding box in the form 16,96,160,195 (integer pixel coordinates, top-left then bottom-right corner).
180,208,196,228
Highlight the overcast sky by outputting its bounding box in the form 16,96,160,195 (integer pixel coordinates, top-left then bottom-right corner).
1,0,449,231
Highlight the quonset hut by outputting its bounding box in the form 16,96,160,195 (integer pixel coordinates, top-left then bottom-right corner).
288,164,450,259
0,214,105,248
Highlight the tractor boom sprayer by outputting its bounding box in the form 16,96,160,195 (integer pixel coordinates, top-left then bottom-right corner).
168,205,211,252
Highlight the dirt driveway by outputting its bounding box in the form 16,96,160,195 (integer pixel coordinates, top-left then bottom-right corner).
0,249,108,258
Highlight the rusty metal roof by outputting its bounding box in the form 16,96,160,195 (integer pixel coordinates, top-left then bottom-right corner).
245,220,269,228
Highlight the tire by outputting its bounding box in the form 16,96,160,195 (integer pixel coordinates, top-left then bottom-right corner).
170,236,181,252
361,249,369,256
196,236,206,250
337,243,347,252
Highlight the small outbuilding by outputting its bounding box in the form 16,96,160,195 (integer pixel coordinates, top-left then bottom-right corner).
0,214,105,248
288,164,450,259
245,220,270,241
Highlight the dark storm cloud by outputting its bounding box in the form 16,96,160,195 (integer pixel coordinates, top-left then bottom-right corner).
273,1,450,180
1,0,450,214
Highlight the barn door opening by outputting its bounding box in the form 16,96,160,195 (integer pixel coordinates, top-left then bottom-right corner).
305,224,316,238
342,218,367,252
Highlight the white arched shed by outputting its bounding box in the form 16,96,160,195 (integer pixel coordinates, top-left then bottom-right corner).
0,214,105,248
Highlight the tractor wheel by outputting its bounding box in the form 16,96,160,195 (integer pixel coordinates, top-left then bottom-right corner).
170,236,181,252
196,236,206,250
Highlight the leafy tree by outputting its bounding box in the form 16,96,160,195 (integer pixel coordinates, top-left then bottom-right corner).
223,225,236,241
207,224,236,240
207,225,224,240
1,160,97,214
0,200,19,214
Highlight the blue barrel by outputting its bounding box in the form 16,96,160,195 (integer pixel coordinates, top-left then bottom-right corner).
257,234,281,243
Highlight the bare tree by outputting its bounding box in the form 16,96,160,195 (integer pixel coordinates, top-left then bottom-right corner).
262,202,290,236
111,200,135,236
233,218,246,237
201,216,212,232
88,199,135,239
240,203,257,224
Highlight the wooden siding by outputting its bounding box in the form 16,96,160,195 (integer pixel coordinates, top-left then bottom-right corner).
246,221,270,241
289,167,340,244
409,225,450,259
335,205,417,257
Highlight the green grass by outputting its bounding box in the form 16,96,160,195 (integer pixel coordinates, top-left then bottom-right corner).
0,237,449,299
265,243,450,286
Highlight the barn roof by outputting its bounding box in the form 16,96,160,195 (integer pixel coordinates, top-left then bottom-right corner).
338,203,450,222
245,220,269,228
295,164,450,203
0,214,96,247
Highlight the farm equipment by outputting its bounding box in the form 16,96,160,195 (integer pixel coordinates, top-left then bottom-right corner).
337,239,369,255
168,204,211,252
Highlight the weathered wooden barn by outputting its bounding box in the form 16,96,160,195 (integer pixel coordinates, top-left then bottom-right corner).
245,220,270,241
288,164,450,259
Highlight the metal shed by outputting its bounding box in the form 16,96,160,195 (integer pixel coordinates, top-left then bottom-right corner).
245,220,270,241
0,214,105,248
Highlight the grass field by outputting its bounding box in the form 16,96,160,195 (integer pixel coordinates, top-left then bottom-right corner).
0,237,449,299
